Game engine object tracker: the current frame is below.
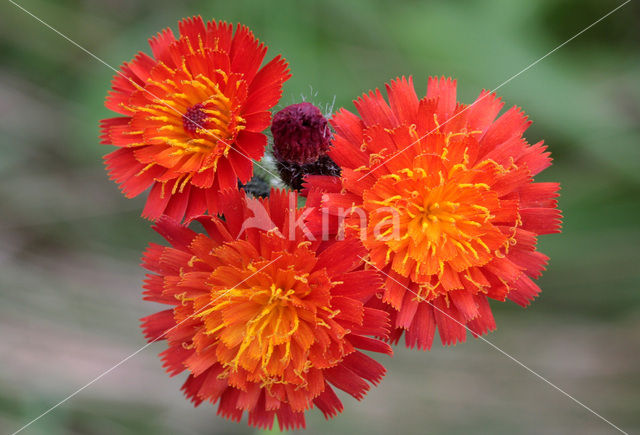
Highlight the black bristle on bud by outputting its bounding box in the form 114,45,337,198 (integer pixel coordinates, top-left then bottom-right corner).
239,174,271,198
277,155,341,191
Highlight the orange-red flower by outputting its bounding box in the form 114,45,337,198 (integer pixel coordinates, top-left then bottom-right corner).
306,76,562,350
100,16,290,222
140,189,392,430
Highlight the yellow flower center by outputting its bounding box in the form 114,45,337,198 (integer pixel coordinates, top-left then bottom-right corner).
363,163,507,286
126,70,246,174
189,246,337,383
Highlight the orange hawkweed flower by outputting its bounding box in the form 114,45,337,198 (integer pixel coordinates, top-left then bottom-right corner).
140,189,392,430
306,76,562,350
100,16,290,221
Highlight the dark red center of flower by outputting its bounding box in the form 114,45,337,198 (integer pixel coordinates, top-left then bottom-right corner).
271,102,331,164
182,103,207,134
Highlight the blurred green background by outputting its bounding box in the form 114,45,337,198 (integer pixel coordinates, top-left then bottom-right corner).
1,0,639,433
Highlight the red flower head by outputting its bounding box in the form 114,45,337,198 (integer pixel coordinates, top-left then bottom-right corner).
140,189,392,430
306,76,562,350
100,16,291,222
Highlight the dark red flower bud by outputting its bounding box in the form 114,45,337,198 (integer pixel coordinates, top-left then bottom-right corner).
271,102,331,164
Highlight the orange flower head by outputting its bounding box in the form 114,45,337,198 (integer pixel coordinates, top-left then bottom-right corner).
140,189,392,430
306,76,562,350
100,16,291,222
